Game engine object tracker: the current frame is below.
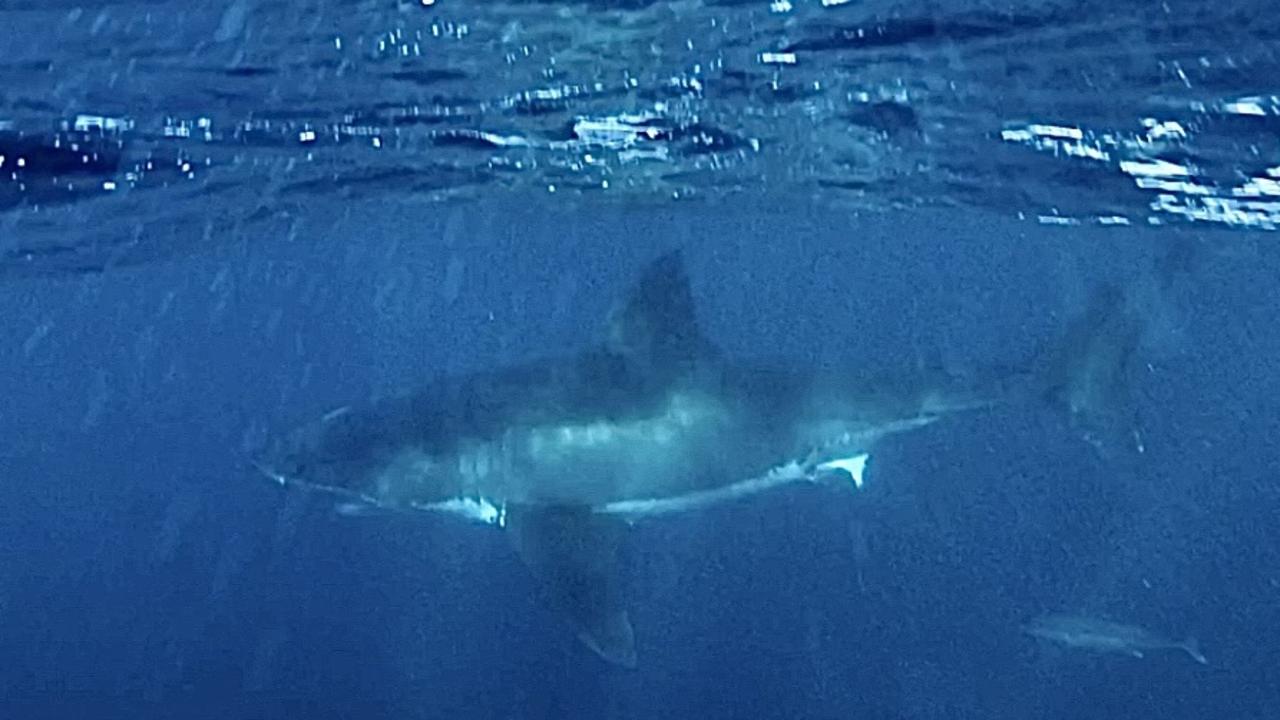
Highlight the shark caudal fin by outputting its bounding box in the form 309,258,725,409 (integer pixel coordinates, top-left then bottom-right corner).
1028,237,1197,455
1034,282,1145,453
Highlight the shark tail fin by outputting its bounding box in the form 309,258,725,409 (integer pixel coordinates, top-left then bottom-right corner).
1030,282,1146,454
1026,237,1198,455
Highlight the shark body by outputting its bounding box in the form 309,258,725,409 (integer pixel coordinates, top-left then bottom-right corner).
1024,613,1208,665
259,251,1142,667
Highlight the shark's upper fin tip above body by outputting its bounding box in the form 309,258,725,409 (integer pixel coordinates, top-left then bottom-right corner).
607,249,718,379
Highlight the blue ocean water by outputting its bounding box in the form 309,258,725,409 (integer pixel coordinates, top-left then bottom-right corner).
1,1,1278,718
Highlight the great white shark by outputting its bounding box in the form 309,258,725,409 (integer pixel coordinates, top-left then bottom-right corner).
257,250,1146,667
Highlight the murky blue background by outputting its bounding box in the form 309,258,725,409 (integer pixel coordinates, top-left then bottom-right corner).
2,0,1279,717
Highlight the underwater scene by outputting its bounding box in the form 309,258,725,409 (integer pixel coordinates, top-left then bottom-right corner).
1,0,1278,718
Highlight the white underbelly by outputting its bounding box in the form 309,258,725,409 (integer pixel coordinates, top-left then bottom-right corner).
453,390,757,505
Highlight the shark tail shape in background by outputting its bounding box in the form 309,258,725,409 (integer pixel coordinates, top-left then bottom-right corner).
1004,237,1194,456
1029,281,1146,454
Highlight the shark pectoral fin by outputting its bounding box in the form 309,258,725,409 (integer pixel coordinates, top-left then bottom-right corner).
506,505,638,669
576,610,636,669
1182,638,1208,665
333,501,387,517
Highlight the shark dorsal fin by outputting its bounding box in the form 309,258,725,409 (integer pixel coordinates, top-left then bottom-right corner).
606,250,715,377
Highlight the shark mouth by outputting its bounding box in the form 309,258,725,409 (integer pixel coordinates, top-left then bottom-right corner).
256,456,511,527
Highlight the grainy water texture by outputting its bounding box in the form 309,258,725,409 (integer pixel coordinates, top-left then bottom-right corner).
0,1,1277,719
